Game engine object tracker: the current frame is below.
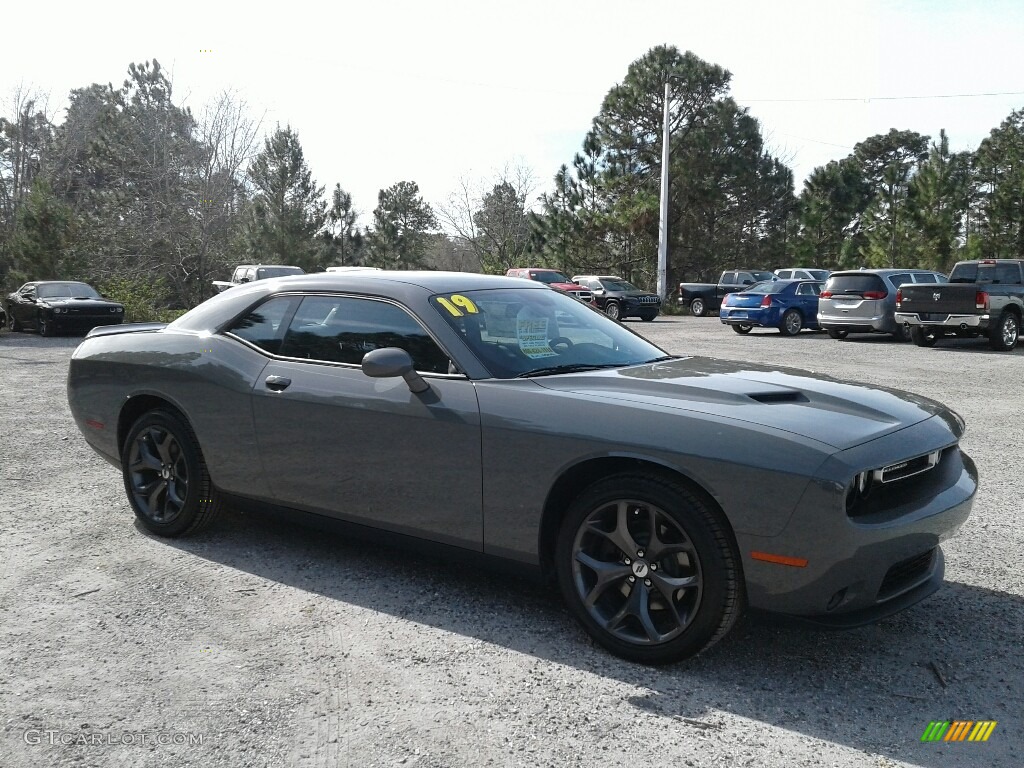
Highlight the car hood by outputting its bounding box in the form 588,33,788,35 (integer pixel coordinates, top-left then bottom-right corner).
552,282,588,292
532,356,954,450
39,297,122,308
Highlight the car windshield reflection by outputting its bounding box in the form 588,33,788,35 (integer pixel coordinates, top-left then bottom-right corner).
430,288,668,379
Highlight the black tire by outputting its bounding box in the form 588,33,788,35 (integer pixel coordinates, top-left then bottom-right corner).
122,409,223,537
555,472,744,665
640,312,658,322
604,301,621,321
37,312,55,337
731,324,752,335
910,327,937,348
827,329,848,340
891,324,909,342
779,309,802,336
7,307,20,332
689,298,707,317
989,311,1020,351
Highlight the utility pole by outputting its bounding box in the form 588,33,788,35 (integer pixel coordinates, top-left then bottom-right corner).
656,80,671,302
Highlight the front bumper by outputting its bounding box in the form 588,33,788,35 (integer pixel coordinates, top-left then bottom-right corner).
894,312,990,331
738,417,976,620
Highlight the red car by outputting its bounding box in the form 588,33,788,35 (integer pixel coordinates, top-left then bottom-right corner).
506,268,594,303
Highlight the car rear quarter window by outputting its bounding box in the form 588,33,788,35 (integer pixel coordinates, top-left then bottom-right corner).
225,296,301,354
995,263,1023,283
279,296,451,374
913,273,937,283
888,273,913,288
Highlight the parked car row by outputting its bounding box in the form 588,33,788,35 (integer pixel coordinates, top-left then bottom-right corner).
505,268,662,321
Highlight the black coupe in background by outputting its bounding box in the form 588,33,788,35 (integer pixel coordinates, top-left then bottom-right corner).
6,281,124,336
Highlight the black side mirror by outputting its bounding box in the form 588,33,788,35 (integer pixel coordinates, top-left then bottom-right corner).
362,347,429,393
239,277,250,284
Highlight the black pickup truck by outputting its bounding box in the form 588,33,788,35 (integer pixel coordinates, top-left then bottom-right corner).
894,259,1024,350
678,270,775,316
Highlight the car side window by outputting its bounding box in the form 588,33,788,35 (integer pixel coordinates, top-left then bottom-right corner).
225,296,301,354
914,273,937,283
721,273,735,285
796,283,815,296
995,263,1022,284
280,296,452,374
889,273,913,287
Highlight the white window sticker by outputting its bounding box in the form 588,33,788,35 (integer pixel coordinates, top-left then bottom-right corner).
517,317,558,359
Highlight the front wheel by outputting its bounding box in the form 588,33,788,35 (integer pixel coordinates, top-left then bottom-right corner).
7,307,20,331
555,472,744,664
37,313,55,337
604,301,621,321
639,312,658,322
689,298,707,317
910,327,937,347
990,312,1020,351
779,309,802,336
731,324,752,335
122,409,223,537
827,329,848,340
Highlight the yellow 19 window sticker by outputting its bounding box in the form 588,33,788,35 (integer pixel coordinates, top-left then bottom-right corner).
435,294,479,316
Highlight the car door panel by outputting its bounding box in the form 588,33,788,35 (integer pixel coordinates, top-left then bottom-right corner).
251,360,484,550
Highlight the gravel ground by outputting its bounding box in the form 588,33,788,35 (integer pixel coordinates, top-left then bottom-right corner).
1,318,1021,768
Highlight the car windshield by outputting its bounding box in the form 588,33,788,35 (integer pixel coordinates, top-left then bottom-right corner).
36,283,101,299
806,269,830,280
256,267,305,279
430,288,670,379
530,271,571,284
751,271,775,282
600,279,639,291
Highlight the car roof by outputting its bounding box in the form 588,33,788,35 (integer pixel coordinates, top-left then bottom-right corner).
829,268,939,276
172,271,550,333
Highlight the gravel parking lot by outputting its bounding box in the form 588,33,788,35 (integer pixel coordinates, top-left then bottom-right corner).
1,319,1021,768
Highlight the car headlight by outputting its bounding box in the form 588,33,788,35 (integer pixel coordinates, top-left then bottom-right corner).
111,307,123,313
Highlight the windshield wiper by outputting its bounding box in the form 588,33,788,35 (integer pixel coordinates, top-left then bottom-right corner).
517,363,624,378
647,355,680,363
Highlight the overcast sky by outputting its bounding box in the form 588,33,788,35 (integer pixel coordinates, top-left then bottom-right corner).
4,0,1022,223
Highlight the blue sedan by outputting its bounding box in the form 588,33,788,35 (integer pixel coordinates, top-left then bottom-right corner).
719,279,824,336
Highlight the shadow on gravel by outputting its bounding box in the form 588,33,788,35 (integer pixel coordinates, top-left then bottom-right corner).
157,507,1022,768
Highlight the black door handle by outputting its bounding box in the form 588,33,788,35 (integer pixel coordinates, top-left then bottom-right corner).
264,375,292,391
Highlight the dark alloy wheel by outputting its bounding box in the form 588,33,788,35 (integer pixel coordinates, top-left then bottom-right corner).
604,301,621,321
779,309,802,336
37,312,55,337
910,327,937,347
555,472,743,664
7,307,20,331
731,324,752,335
827,329,848,340
989,311,1019,351
689,298,706,317
122,409,223,537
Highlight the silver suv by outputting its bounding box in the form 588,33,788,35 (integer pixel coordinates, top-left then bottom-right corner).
818,269,947,341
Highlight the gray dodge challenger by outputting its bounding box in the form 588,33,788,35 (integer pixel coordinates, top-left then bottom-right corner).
67,271,977,664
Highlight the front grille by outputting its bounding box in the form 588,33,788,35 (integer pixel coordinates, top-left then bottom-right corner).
878,548,935,600
638,295,661,305
569,290,594,301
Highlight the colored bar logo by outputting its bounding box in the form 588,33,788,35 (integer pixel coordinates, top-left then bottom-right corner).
921,721,997,742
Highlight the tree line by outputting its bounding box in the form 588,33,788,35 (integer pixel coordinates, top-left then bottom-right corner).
2,48,1023,316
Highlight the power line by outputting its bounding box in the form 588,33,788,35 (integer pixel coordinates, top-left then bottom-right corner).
743,90,1024,103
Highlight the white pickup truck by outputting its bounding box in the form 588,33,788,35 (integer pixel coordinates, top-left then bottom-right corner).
212,264,305,293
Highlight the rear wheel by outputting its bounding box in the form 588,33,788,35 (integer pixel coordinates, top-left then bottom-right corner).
891,324,909,342
827,329,848,340
779,309,802,336
910,327,937,347
731,324,752,335
122,409,223,537
555,472,744,665
689,298,707,317
989,311,1020,351
604,301,621,321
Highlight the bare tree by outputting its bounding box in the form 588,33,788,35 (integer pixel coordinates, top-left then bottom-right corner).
436,162,538,273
